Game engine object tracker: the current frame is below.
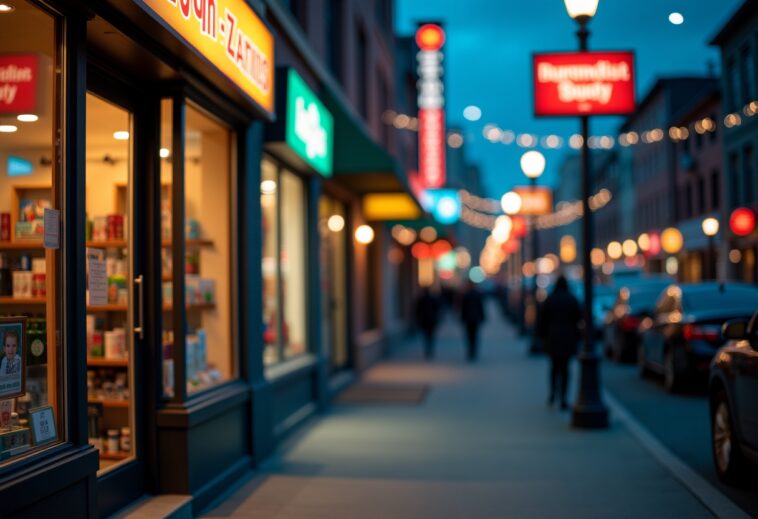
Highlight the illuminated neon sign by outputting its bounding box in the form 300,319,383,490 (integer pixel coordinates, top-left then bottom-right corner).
416,23,446,189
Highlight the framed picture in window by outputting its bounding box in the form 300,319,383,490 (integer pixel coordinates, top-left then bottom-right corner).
0,317,26,399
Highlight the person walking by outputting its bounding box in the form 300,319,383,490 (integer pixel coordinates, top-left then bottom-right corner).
460,281,486,361
538,275,581,410
415,288,441,359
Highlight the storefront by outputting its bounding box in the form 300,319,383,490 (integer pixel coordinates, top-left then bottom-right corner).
259,66,334,437
0,0,274,516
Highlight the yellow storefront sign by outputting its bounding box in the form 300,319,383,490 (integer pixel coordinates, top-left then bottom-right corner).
140,0,274,114
363,193,421,221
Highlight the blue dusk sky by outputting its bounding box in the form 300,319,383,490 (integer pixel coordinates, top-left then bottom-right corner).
396,0,744,199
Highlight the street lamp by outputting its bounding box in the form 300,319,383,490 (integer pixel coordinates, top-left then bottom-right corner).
702,217,719,280
501,191,522,215
564,0,608,429
521,150,545,352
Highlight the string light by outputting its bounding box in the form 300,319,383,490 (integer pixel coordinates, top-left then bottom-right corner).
381,95,751,151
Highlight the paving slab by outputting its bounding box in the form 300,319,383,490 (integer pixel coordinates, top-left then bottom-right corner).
203,305,716,519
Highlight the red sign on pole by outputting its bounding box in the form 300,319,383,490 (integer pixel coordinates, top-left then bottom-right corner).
0,54,39,114
533,51,635,117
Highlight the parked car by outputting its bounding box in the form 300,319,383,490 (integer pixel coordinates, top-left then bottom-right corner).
566,279,614,338
638,282,758,392
708,312,758,482
603,279,672,362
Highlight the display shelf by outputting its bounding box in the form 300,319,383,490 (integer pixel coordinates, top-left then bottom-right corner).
87,357,128,367
88,399,129,408
88,302,215,312
86,240,127,249
0,241,44,250
87,304,128,312
0,296,46,305
98,451,130,461
162,239,214,248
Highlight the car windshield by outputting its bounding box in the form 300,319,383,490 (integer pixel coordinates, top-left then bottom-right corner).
682,285,758,313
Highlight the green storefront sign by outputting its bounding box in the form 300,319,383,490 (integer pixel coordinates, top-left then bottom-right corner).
285,69,334,177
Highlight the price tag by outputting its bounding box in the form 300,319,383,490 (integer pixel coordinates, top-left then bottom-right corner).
30,406,56,445
43,208,60,249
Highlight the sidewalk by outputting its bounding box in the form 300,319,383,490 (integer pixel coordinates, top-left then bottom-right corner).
203,303,715,518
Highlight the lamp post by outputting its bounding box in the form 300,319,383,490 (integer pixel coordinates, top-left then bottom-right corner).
564,0,608,429
520,151,545,348
702,217,719,280
502,191,526,332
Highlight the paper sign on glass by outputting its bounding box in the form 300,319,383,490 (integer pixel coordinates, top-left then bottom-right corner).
30,406,56,445
87,249,107,306
43,208,60,249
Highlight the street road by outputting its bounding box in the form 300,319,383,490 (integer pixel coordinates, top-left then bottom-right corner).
603,361,758,517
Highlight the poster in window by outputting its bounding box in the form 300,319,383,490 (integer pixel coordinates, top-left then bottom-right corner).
0,317,26,399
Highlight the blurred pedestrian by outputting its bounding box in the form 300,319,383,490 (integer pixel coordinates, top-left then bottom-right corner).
415,288,441,359
538,275,581,410
460,281,486,361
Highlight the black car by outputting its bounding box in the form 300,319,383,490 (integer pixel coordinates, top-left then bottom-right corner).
709,312,758,481
603,279,672,362
638,283,758,392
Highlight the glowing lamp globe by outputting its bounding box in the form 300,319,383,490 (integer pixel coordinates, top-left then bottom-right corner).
415,24,445,51
501,191,522,215
661,227,683,254
564,0,599,20
355,225,375,245
701,217,719,237
520,150,546,179
730,208,755,236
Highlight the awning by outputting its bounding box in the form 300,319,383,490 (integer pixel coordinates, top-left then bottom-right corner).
322,88,413,195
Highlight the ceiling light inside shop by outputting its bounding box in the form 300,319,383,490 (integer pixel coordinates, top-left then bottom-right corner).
16,114,38,122
159,148,170,158
0,4,14,13
260,180,277,194
113,131,130,140
0,125,18,133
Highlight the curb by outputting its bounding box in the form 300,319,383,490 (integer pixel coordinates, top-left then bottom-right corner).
605,391,750,519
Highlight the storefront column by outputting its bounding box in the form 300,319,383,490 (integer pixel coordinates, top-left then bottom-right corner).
307,177,329,411
241,121,275,464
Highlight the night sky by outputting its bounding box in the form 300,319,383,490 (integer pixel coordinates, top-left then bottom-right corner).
396,0,743,199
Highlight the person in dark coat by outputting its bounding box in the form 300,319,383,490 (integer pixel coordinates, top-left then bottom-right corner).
415,288,441,359
460,281,486,361
538,275,582,410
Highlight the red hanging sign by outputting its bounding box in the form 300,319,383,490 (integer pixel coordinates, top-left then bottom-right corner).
0,54,39,114
533,51,636,117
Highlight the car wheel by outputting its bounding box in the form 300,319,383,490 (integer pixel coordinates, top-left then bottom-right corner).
663,349,682,392
638,344,650,378
712,391,747,482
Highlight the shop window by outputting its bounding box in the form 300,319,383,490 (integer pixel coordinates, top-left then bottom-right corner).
261,158,308,366
182,103,234,395
318,197,348,372
158,99,236,398
0,1,63,464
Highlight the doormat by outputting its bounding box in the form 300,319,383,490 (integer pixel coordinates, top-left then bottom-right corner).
335,383,429,405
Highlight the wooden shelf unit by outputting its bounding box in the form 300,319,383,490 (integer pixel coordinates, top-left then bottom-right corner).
0,241,44,250
0,296,46,305
99,451,130,461
87,357,128,368
88,399,129,408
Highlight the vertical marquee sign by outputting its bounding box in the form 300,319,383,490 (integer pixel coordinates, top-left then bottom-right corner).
533,51,635,117
416,23,446,189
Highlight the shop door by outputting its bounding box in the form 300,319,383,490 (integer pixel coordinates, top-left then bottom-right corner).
85,72,156,516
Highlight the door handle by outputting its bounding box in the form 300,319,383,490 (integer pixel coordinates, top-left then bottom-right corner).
134,275,144,339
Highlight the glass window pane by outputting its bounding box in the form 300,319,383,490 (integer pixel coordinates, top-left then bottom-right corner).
0,0,63,465
319,197,347,372
160,98,173,399
280,171,307,361
261,159,279,366
183,103,234,394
